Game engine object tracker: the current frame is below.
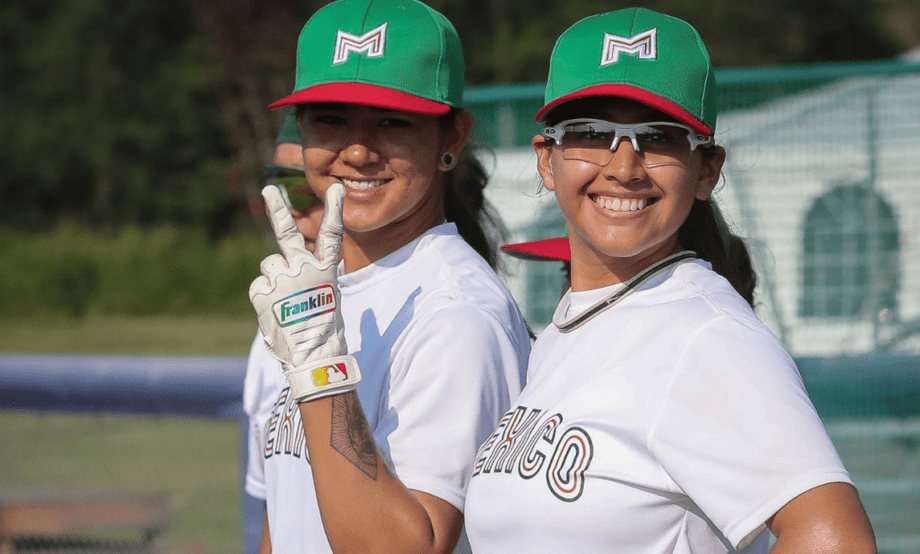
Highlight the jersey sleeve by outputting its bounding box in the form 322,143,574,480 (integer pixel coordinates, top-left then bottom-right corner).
375,303,528,511
243,330,283,500
245,414,267,500
648,315,852,550
242,330,265,418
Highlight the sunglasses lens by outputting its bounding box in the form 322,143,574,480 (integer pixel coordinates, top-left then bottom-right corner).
552,120,701,167
271,175,321,211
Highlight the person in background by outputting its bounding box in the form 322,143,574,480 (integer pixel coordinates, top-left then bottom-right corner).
464,8,876,553
241,106,322,554
246,0,531,552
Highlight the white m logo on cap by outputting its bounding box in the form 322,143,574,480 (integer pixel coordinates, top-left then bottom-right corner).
600,28,657,66
333,23,388,65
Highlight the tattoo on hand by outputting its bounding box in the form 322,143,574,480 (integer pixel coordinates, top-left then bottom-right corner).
330,394,378,480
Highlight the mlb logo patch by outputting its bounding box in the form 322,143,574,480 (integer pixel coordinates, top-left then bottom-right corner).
273,284,336,327
312,363,350,387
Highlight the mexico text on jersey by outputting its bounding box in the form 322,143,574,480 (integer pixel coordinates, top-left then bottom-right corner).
473,406,594,502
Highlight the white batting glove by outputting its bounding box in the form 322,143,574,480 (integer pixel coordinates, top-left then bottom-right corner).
249,183,361,402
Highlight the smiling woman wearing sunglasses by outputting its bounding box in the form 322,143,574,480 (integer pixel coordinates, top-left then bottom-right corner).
464,8,876,554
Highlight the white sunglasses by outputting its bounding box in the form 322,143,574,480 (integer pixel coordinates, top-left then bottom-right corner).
542,118,713,166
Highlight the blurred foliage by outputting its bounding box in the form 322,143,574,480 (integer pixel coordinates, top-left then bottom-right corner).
432,0,910,82
0,0,240,235
0,226,274,317
0,0,916,238
0,315,258,354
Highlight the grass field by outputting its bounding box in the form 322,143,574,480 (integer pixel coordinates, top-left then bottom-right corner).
0,315,256,553
0,410,242,553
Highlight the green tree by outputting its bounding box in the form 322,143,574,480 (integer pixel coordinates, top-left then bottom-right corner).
0,0,237,235
435,0,907,85
0,0,914,236
192,0,328,228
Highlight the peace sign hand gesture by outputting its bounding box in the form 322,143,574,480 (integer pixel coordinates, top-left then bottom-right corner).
249,183,361,402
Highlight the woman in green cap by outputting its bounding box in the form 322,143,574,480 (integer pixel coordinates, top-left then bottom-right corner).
245,0,530,553
464,7,875,554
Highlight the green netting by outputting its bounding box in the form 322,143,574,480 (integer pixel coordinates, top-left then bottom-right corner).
468,59,920,361
465,83,545,149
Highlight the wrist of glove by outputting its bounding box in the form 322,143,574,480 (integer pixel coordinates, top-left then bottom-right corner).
282,355,362,402
250,182,362,403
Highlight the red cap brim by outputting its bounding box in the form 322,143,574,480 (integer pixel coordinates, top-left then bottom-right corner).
269,82,451,115
535,84,712,136
501,237,570,262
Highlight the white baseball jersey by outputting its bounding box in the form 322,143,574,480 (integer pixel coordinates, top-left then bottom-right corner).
249,222,531,554
465,258,852,553
243,328,286,501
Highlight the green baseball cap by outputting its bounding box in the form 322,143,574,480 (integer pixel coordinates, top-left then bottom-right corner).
536,7,717,136
269,0,465,115
275,107,300,145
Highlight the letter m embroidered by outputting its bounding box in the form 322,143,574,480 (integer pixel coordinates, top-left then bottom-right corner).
333,23,388,65
600,28,657,66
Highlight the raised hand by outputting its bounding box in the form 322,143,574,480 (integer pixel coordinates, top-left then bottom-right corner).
249,183,361,402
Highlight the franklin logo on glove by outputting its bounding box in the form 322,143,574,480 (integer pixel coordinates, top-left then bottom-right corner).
275,285,336,326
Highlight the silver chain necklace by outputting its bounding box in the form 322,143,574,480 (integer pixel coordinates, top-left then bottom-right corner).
554,251,697,333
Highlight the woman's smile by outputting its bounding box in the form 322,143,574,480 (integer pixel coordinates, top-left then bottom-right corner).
339,177,387,191
590,193,658,213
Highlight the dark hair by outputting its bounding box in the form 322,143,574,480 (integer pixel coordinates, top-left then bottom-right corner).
675,146,757,306
678,196,757,307
439,109,507,271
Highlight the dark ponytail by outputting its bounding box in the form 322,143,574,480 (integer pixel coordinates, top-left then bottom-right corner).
439,109,507,271
678,197,757,307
